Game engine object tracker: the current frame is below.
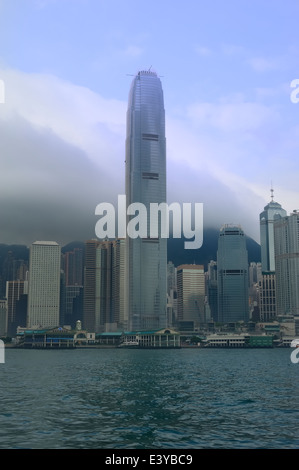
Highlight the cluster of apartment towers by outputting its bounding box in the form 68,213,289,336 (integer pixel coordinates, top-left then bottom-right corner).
1,70,298,337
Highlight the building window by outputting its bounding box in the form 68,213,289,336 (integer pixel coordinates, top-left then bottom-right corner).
142,172,159,180
142,133,159,141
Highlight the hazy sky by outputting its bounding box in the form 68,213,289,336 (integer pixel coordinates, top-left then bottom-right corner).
0,0,298,247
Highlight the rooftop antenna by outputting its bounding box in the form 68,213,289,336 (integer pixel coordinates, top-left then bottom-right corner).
270,181,274,202
126,67,164,78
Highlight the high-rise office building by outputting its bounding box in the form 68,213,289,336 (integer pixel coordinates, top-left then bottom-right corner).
177,264,205,330
274,210,299,316
83,239,101,331
217,225,249,323
0,251,28,298
83,239,126,333
27,241,61,328
260,190,287,273
111,238,126,331
64,285,83,328
259,190,286,320
125,69,167,331
248,262,262,314
0,300,7,336
62,248,84,286
95,240,113,333
167,261,177,327
259,273,276,321
6,279,28,336
207,260,218,322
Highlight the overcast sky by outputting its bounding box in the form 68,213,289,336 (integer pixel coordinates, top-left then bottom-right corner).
0,0,298,247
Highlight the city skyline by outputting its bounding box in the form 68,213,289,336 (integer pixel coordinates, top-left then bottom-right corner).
1,2,299,447
0,1,299,247
1,196,298,334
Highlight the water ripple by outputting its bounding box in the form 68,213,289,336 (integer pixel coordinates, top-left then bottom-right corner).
0,348,299,448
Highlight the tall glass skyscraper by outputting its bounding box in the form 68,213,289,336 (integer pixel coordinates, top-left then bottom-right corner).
217,225,249,323
125,70,167,331
259,191,287,273
259,191,287,320
274,210,299,316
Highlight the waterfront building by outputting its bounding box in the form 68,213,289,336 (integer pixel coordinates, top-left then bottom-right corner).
258,273,276,321
274,210,299,316
217,225,249,323
206,260,218,322
95,240,113,333
204,334,273,348
6,279,28,336
120,328,180,348
125,69,167,331
0,300,7,336
83,239,126,333
64,285,83,328
27,241,61,329
111,238,126,331
16,326,95,348
167,261,177,327
83,239,101,331
177,264,205,330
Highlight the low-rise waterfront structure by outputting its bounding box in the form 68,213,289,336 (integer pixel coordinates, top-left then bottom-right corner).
120,328,181,348
204,333,274,348
16,326,95,348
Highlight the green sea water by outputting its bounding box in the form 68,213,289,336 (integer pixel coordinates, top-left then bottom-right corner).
0,347,298,449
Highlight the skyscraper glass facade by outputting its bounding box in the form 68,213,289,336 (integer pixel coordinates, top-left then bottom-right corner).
125,70,167,331
259,195,287,320
217,225,249,323
260,200,287,273
274,211,299,316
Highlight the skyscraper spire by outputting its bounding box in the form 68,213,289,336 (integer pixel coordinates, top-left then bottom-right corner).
270,182,274,202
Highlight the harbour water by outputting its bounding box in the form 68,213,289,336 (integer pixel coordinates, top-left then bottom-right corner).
0,347,299,449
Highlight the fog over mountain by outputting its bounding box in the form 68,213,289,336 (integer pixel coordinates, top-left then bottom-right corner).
1,68,290,248
0,228,260,279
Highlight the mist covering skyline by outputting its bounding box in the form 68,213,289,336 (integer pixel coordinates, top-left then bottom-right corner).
0,0,299,247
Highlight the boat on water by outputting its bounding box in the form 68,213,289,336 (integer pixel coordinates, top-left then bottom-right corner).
291,339,299,348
